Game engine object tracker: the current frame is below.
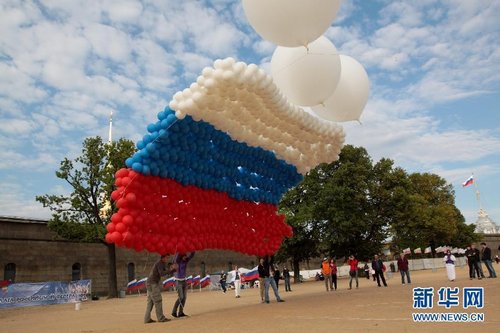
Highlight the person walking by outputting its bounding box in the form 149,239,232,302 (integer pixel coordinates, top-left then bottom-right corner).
220,270,227,293
397,253,411,284
372,255,387,287
234,265,242,298
262,256,285,303
257,258,266,302
144,254,177,324
329,259,338,291
443,249,456,281
480,242,497,278
171,252,195,318
283,266,292,292
321,257,332,291
347,255,359,290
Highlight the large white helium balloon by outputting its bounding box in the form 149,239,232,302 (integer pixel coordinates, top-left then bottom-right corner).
311,55,370,122
271,36,341,106
242,0,341,47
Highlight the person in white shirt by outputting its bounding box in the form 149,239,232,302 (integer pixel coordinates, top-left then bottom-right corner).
443,249,456,281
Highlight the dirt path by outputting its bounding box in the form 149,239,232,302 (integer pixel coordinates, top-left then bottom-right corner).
1,266,498,333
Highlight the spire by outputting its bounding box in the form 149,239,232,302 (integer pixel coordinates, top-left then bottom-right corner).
108,111,113,144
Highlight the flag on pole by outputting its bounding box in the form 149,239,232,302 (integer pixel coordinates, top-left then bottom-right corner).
424,246,432,254
462,175,474,187
192,275,201,287
162,276,175,289
413,248,422,254
200,275,211,288
403,248,411,255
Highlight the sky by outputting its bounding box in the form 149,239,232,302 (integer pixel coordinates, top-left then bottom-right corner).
0,0,499,227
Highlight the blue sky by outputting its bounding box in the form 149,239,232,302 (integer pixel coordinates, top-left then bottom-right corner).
0,0,499,227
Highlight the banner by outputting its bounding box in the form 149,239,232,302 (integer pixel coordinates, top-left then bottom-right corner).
0,280,91,309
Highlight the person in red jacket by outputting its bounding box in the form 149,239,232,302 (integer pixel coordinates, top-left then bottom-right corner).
397,253,411,284
347,255,359,289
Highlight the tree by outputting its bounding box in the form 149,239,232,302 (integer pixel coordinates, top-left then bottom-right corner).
389,172,474,255
36,136,136,297
278,145,406,265
277,179,321,282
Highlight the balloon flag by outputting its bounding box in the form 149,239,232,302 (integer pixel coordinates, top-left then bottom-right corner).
106,58,346,256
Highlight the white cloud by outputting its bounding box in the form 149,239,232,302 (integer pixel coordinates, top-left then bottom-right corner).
0,180,51,219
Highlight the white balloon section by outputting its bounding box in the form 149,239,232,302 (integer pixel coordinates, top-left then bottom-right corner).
242,0,370,122
169,57,345,175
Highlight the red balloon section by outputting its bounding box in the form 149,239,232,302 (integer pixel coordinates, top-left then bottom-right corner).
105,168,293,256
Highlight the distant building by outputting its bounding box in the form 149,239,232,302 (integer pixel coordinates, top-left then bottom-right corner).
474,209,500,234
0,216,256,295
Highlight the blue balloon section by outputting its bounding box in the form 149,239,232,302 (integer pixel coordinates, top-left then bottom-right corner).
125,108,303,204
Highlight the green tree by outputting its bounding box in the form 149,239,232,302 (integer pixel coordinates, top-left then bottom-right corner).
278,145,407,265
277,179,321,282
36,136,136,297
390,173,470,255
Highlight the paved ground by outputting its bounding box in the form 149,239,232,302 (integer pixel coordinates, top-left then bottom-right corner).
1,266,499,333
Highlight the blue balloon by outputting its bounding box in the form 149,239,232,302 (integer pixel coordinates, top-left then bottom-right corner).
157,111,166,120
147,123,156,133
136,140,145,150
125,157,134,168
142,165,151,175
132,162,142,172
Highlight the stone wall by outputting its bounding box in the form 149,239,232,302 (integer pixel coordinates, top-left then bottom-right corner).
480,234,500,258
0,217,255,295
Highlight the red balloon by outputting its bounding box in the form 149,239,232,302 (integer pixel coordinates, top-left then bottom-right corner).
122,215,134,226
106,223,116,233
105,233,113,243
115,168,129,178
115,223,126,233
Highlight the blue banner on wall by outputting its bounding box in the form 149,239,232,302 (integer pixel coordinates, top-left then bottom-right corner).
0,280,91,309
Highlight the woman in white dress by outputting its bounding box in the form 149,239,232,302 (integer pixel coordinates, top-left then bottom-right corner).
443,249,456,281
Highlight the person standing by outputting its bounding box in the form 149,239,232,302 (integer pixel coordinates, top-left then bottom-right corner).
234,265,242,298
321,257,332,291
144,254,177,324
397,253,411,284
220,270,227,293
171,252,195,318
329,259,338,291
273,265,281,290
263,256,285,303
363,262,370,280
443,249,456,281
257,258,266,302
480,242,497,278
372,255,387,287
347,255,359,290
283,266,292,292
466,244,483,280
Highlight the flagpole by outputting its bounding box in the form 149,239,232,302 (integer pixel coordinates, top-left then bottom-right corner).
472,173,482,210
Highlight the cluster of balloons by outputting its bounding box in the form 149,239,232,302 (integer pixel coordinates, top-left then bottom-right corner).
106,168,292,256
242,0,370,122
125,108,303,204
169,57,345,174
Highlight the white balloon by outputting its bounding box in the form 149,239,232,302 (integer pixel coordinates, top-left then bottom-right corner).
242,0,341,47
271,36,341,106
311,55,370,122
